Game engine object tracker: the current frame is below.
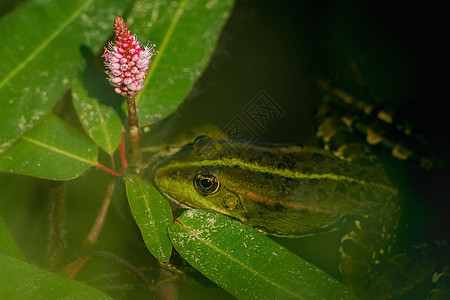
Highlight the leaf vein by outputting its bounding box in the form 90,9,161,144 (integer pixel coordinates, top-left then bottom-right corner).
183,224,302,299
21,135,96,165
93,101,113,153
133,178,163,253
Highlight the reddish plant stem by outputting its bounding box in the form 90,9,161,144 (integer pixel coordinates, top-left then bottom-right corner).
95,163,122,177
125,94,142,171
47,182,65,271
83,178,116,251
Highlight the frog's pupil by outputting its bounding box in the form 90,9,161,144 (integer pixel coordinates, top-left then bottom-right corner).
201,178,212,189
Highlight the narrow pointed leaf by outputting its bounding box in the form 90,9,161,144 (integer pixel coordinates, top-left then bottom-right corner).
0,0,131,155
0,254,113,299
125,0,234,126
0,114,98,180
124,175,173,261
169,209,355,300
0,216,25,261
72,66,123,155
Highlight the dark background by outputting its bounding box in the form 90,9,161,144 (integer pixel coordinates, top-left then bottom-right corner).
1,0,448,299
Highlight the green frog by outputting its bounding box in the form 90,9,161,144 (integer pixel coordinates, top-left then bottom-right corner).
153,135,399,296
150,82,448,298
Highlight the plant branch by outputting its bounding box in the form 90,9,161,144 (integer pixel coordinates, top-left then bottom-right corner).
61,178,116,279
109,153,116,171
83,178,116,251
159,264,178,300
47,181,65,271
93,251,161,300
60,255,92,279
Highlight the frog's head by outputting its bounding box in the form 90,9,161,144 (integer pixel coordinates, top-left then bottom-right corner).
153,136,249,223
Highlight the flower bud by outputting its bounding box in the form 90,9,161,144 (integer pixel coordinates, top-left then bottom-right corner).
102,17,158,96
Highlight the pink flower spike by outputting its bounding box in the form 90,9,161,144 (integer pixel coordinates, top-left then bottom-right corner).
103,17,157,97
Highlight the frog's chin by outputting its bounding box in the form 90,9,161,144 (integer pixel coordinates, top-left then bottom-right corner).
258,225,340,238
159,191,194,210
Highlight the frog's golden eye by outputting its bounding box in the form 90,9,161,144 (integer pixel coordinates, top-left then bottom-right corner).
194,173,220,195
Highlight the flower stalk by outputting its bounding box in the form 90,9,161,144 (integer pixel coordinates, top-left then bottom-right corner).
102,17,157,170
125,94,142,167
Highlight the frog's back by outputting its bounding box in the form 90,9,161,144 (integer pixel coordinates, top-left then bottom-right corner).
193,138,401,295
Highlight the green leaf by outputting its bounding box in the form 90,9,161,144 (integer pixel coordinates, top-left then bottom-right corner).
169,210,356,300
72,63,124,155
0,216,25,261
0,114,99,180
126,0,234,126
124,175,173,261
0,0,131,155
0,253,113,299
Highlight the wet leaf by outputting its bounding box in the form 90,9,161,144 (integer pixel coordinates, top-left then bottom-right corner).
0,0,131,155
124,175,173,261
0,253,113,299
169,209,355,300
0,114,98,180
126,0,234,126
72,64,124,155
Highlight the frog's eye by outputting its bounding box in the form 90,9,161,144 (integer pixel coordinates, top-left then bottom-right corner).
194,173,220,195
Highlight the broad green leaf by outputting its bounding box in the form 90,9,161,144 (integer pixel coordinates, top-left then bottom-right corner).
124,175,173,261
0,114,99,180
169,209,355,300
0,253,113,299
72,63,124,155
126,0,234,126
0,216,25,261
0,0,131,155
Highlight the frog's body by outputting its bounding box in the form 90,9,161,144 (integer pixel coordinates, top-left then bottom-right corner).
150,79,448,298
154,137,398,236
154,135,400,296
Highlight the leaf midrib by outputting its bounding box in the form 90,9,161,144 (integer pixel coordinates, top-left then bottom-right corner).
135,0,188,104
93,100,113,154
21,135,96,165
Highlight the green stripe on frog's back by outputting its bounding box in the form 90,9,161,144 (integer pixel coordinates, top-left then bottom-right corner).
158,157,397,195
